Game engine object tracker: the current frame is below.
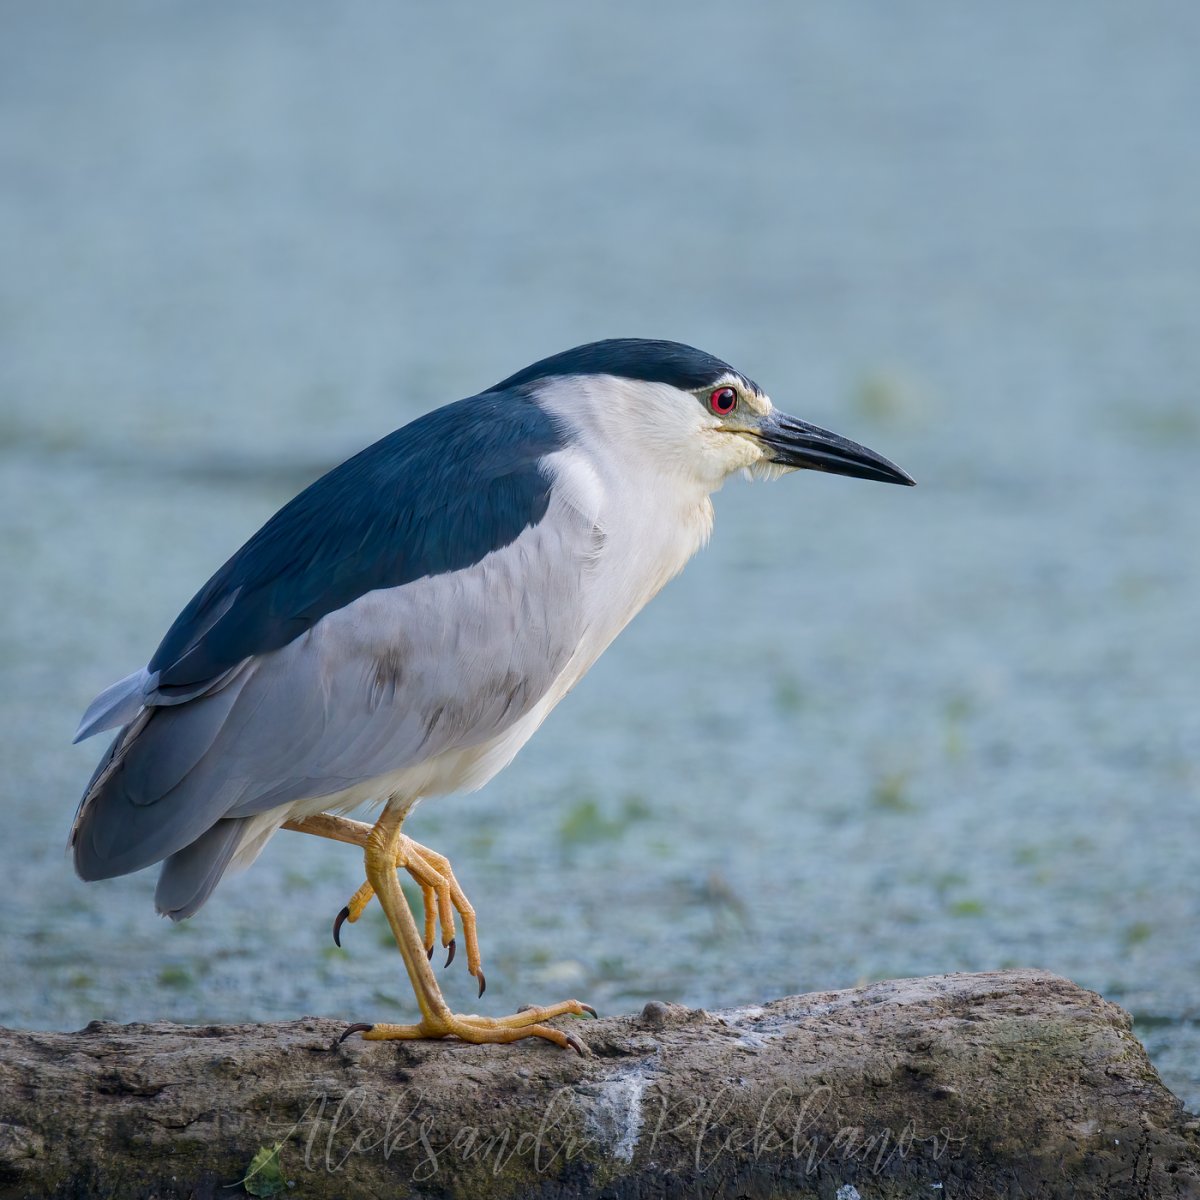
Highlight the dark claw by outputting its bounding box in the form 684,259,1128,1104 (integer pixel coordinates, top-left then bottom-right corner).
563,1032,588,1056
426,943,435,960
477,970,486,998
581,1004,599,1019
444,938,456,968
332,906,350,947
337,1023,374,1045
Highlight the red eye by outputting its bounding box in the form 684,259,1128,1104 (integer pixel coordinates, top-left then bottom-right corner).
709,387,738,415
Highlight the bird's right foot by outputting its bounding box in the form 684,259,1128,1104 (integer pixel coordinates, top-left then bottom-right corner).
337,804,598,1054
333,834,486,996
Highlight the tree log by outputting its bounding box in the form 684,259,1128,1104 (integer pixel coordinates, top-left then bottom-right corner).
0,969,1196,1199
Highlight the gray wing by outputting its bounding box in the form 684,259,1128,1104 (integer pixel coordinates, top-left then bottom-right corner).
72,481,598,917
75,388,565,739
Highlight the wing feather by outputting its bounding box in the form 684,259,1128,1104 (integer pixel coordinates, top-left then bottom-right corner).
71,487,597,888
147,389,564,691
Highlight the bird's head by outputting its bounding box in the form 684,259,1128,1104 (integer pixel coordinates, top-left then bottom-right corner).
491,338,915,492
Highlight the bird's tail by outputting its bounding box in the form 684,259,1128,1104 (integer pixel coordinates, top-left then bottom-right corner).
153,817,252,920
70,668,260,919
74,668,149,743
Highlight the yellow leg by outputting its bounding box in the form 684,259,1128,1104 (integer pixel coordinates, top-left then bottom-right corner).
284,813,484,990
284,810,596,1051
351,805,595,1051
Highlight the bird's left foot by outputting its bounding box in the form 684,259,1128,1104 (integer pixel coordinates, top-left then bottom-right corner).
291,809,595,1053
340,998,598,1053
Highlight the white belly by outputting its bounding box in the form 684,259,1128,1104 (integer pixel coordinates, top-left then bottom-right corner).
230,436,716,870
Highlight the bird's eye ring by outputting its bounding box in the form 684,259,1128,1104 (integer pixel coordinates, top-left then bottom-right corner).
709,387,738,416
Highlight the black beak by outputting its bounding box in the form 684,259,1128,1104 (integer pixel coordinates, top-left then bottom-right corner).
759,413,915,486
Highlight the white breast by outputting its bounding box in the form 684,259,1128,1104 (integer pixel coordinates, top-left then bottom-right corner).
543,442,713,675
263,383,718,843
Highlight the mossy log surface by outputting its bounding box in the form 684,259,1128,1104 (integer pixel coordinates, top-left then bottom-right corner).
0,969,1196,1199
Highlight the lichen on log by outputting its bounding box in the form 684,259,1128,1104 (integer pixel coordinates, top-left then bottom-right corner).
0,969,1196,1198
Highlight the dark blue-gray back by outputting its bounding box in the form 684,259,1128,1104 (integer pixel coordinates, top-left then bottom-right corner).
150,389,564,690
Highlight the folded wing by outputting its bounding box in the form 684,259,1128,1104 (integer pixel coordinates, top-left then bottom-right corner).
71,389,596,917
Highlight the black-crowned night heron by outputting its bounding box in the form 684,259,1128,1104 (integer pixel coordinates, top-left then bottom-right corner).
71,339,913,1053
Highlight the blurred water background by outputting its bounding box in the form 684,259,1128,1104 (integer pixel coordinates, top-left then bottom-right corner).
1,3,1197,1109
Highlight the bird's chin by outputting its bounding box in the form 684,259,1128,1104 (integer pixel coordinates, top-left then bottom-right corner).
700,428,773,484
742,459,796,482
